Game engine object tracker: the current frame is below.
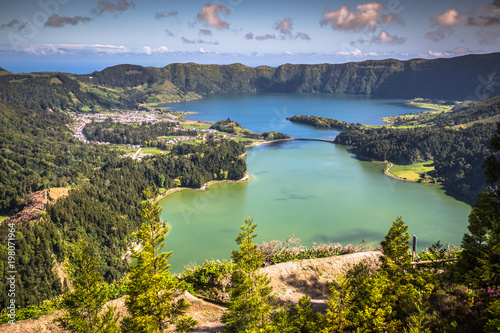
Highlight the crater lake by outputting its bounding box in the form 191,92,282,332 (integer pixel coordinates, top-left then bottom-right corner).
158,93,471,272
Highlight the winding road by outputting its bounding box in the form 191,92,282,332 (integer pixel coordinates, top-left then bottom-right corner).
132,147,142,160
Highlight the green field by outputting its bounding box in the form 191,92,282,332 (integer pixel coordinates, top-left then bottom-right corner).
389,161,435,181
382,100,456,128
407,101,454,113
181,123,211,130
0,216,8,223
140,147,168,154
111,145,138,152
79,106,92,112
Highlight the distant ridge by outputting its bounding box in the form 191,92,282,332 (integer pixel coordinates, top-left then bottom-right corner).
1,53,499,111
83,52,500,101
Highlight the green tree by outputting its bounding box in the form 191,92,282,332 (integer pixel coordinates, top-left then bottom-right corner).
223,217,275,332
339,218,433,332
485,298,500,333
459,122,500,287
320,276,354,332
379,217,431,331
57,239,120,333
380,216,412,275
122,189,196,332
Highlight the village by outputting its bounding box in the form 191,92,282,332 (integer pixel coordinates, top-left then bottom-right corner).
70,110,225,159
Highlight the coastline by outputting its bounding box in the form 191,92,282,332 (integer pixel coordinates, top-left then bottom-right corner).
122,173,252,260
246,138,295,148
383,162,410,182
154,172,252,203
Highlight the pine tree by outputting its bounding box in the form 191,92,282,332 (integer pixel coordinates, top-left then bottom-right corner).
223,217,275,332
321,276,354,332
122,189,196,333
378,217,431,331
380,216,412,276
57,239,120,333
459,122,500,287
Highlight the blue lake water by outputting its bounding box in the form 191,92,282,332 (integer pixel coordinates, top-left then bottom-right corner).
159,94,471,272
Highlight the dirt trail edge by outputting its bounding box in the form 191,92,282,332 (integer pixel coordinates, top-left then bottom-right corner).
0,251,382,333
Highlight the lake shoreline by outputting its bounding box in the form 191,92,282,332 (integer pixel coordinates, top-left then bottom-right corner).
154,173,252,203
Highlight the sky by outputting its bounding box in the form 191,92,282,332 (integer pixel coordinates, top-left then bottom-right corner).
0,0,499,73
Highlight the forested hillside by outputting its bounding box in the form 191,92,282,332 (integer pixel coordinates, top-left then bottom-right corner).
334,96,500,201
1,52,499,113
0,72,130,111
158,53,500,100
0,101,247,309
0,101,117,213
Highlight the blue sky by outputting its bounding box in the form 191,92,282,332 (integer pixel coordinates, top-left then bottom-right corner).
0,0,499,73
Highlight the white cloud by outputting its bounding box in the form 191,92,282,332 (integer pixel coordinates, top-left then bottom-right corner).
425,47,472,58
431,5,500,29
141,46,171,55
336,48,379,57
371,30,406,45
274,17,293,36
321,2,403,32
432,9,468,27
0,44,176,56
197,4,230,30
14,44,130,55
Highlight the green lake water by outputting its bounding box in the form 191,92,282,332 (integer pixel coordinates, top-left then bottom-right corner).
159,94,472,273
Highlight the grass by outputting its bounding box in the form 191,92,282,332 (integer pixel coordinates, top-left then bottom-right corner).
407,101,454,113
232,137,255,143
382,101,456,128
181,123,211,130
389,161,435,181
0,216,8,223
111,145,138,152
140,147,167,154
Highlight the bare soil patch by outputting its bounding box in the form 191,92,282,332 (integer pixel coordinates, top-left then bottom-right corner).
0,251,381,332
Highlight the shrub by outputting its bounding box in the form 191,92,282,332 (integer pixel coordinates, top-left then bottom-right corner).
181,260,234,303
257,235,370,266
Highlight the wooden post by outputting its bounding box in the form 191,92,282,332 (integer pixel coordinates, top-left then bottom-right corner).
412,235,417,262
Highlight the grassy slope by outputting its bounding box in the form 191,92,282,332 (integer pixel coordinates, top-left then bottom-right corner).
389,161,435,181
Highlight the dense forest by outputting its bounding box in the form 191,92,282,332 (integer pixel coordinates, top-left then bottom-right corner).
336,123,495,201
287,114,360,130
0,101,247,309
1,53,499,113
0,73,131,111
0,101,117,214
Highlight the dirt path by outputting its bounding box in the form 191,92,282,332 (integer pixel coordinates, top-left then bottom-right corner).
0,251,382,332
384,162,407,181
